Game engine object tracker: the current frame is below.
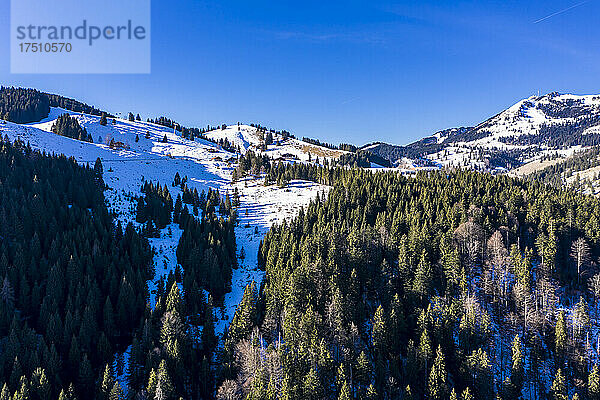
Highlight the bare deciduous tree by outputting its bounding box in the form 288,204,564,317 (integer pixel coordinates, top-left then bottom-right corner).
572,297,590,341
0,276,14,306
455,221,485,271
216,380,241,400
232,328,283,397
571,238,590,284
589,273,600,312
534,278,558,331
483,231,510,308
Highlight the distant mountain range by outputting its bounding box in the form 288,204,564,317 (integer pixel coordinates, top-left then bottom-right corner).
361,92,600,171
3,86,600,180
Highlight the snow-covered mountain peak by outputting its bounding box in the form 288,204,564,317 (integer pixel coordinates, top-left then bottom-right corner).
361,92,600,172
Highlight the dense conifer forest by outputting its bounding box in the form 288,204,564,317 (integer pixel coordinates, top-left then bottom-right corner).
51,114,93,143
127,199,234,400
174,185,238,302
45,94,110,118
125,174,238,398
0,138,153,399
148,117,215,142
0,87,50,124
233,150,389,185
219,168,600,400
337,151,392,168
0,87,111,125
0,137,241,400
529,147,600,190
136,181,174,235
7,85,600,399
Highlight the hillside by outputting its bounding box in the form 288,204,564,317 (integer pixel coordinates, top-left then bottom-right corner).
2,106,329,321
222,168,600,400
363,92,600,173
0,99,331,397
204,123,349,162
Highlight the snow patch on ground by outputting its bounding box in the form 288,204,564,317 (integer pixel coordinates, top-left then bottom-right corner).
215,178,329,334
147,223,184,308
114,345,131,394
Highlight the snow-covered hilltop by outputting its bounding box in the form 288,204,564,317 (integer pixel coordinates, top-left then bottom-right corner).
205,123,348,162
14,90,600,183
467,93,600,144
363,92,600,173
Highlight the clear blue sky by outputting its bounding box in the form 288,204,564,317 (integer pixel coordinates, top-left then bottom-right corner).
2,0,600,145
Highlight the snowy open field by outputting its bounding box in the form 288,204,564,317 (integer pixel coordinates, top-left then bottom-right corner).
215,179,329,334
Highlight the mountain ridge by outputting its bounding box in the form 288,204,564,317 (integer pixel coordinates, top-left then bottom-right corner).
4,86,600,175
362,92,600,171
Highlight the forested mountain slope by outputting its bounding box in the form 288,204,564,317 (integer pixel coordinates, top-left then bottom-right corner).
0,139,153,398
222,169,600,400
518,147,600,196
0,87,329,399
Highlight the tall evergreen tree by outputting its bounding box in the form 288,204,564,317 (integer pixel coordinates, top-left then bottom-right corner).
551,369,567,400
428,346,448,400
589,364,600,400
510,334,524,396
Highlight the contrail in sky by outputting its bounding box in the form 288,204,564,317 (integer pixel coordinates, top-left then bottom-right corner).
534,1,589,23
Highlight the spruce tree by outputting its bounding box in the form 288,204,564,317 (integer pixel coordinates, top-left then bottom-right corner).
156,360,175,400
78,354,94,391
551,369,567,400
418,328,432,373
355,351,372,387
99,364,114,400
511,334,524,395
450,388,458,400
147,368,157,398
31,368,50,400
427,346,448,400
461,387,474,400
0,384,9,400
165,282,182,315
109,382,123,400
589,364,600,400
555,311,567,363
304,367,323,400
371,305,387,356
338,379,352,400
94,157,104,178
413,250,432,302
365,384,377,400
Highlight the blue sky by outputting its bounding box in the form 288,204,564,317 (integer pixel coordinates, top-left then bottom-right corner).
1,0,600,145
